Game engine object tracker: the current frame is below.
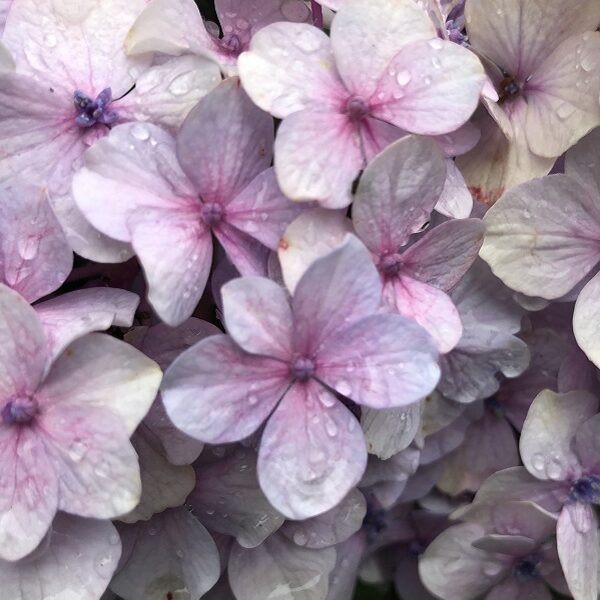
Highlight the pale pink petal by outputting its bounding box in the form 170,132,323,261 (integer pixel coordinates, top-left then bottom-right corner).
352,136,446,253
213,221,271,276
39,333,161,436
359,117,405,163
162,334,290,444
225,168,304,250
573,413,600,474
434,122,481,158
112,507,220,600
565,127,600,197
291,236,381,355
279,488,366,549
177,78,273,202
222,277,293,360
120,430,195,523
361,402,422,460
278,208,352,294
481,175,600,298
228,533,336,600
34,288,138,362
72,122,196,244
487,579,552,600
258,381,367,519
371,40,485,136
330,0,436,97
419,523,509,599
238,22,346,118
0,514,121,600
456,105,554,208
0,283,47,397
3,0,150,94
435,160,473,219
118,55,222,129
189,447,285,548
274,108,363,207
39,405,142,519
0,183,72,302
525,32,600,158
382,278,462,353
520,389,598,481
557,503,599,600
129,208,213,326
125,0,213,57
465,0,600,77
438,411,519,495
0,427,58,561
574,272,600,369
400,218,485,290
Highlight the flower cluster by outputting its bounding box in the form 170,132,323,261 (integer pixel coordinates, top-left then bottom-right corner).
0,0,599,598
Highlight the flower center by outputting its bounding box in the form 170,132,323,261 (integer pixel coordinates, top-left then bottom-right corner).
379,253,403,278
73,88,119,128
200,202,224,226
363,500,387,537
513,554,541,581
570,476,600,503
498,75,522,103
220,33,242,55
290,356,315,381
345,95,370,121
1,395,39,425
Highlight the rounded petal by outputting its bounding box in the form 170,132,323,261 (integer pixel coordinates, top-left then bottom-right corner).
222,277,293,360
565,127,600,198
520,389,598,481
352,135,446,253
238,22,345,118
162,335,290,444
0,283,48,398
228,533,336,600
0,514,121,600
0,182,72,302
481,174,600,298
436,160,474,219
525,32,600,158
112,507,221,600
274,108,363,207
292,235,381,354
317,313,440,407
258,381,367,519
331,0,436,97
176,77,274,202
574,272,600,368
371,40,486,136
40,333,162,435
189,447,285,548
278,207,352,295
34,288,139,363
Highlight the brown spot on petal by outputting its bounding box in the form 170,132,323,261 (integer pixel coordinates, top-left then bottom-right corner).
166,593,173,600
469,186,504,207
278,239,289,251
259,147,267,157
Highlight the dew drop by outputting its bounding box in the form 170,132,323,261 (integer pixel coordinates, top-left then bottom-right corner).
131,123,150,141
168,74,191,96
293,530,308,546
334,380,352,397
531,453,545,471
396,70,412,86
432,56,442,69
429,38,443,50
67,439,87,462
44,33,57,48
325,418,338,438
17,237,39,260
483,561,503,577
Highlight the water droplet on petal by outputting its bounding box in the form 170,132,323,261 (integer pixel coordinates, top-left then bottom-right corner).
396,70,412,86
131,123,150,141
531,453,545,471
44,33,57,48
334,380,352,397
293,530,308,546
429,38,443,50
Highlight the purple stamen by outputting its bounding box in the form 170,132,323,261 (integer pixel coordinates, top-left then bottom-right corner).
290,356,315,381
200,202,224,226
379,253,403,278
220,33,242,55
1,395,39,425
73,87,119,128
570,476,600,504
345,95,370,121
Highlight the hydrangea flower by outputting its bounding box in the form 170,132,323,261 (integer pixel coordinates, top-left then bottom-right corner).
457,0,600,204
0,283,161,561
74,78,302,326
238,0,486,206
125,0,311,74
162,237,440,519
0,0,221,260
480,128,600,368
